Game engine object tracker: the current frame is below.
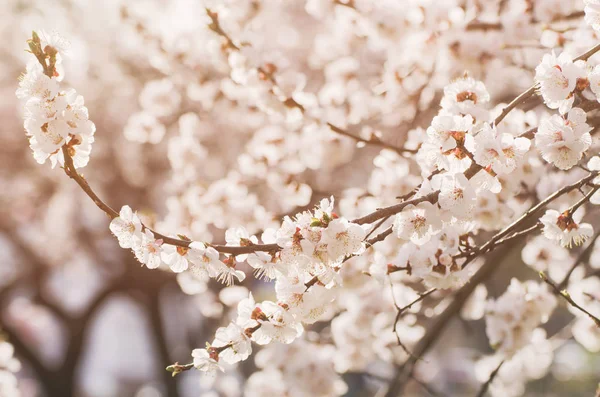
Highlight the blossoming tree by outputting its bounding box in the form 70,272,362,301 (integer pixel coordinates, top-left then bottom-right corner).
6,0,600,396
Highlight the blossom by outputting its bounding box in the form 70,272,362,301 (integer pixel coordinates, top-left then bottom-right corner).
420,114,475,172
212,323,252,364
247,251,284,280
540,209,594,248
24,91,67,121
192,348,223,374
188,241,222,280
236,292,258,328
215,258,247,286
289,285,336,324
473,123,530,175
320,218,367,262
409,241,469,289
161,244,193,273
426,114,475,151
0,341,21,397
134,230,164,269
433,172,476,218
585,0,600,32
19,70,96,168
27,119,70,157
485,279,556,355
39,30,71,55
16,65,59,100
440,76,490,120
521,235,570,273
535,52,587,114
252,301,303,345
109,205,143,249
225,226,258,261
535,108,592,170
393,202,442,245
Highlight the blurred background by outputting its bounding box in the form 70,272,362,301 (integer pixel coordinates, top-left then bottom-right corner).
1,0,600,396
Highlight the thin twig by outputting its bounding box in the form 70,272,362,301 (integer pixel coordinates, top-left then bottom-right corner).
493,223,542,247
540,272,600,327
365,215,391,240
327,123,417,155
389,279,432,360
459,172,599,267
475,360,505,397
558,230,600,289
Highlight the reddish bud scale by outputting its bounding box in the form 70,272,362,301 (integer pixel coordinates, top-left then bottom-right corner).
251,307,268,321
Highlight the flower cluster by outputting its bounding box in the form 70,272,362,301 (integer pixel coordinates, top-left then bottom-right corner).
12,6,600,395
485,279,557,355
244,339,348,397
109,205,243,285
192,197,367,372
16,32,95,169
475,329,554,397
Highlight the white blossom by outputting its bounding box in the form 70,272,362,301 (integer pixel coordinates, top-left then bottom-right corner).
485,279,556,355
433,172,476,218
320,218,367,261
161,244,194,273
393,202,442,245
225,226,258,261
540,209,594,248
535,52,587,114
134,230,164,269
440,76,490,120
192,348,223,374
473,123,530,175
212,323,252,364
535,108,592,170
252,301,303,345
585,0,600,32
109,205,143,249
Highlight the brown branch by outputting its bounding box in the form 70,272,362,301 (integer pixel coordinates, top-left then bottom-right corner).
61,146,280,255
493,86,538,126
493,223,541,247
354,190,440,225
384,173,600,396
493,42,600,127
61,146,119,219
326,122,417,155
384,240,520,397
206,9,240,51
466,10,585,32
575,43,600,62
460,172,599,265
